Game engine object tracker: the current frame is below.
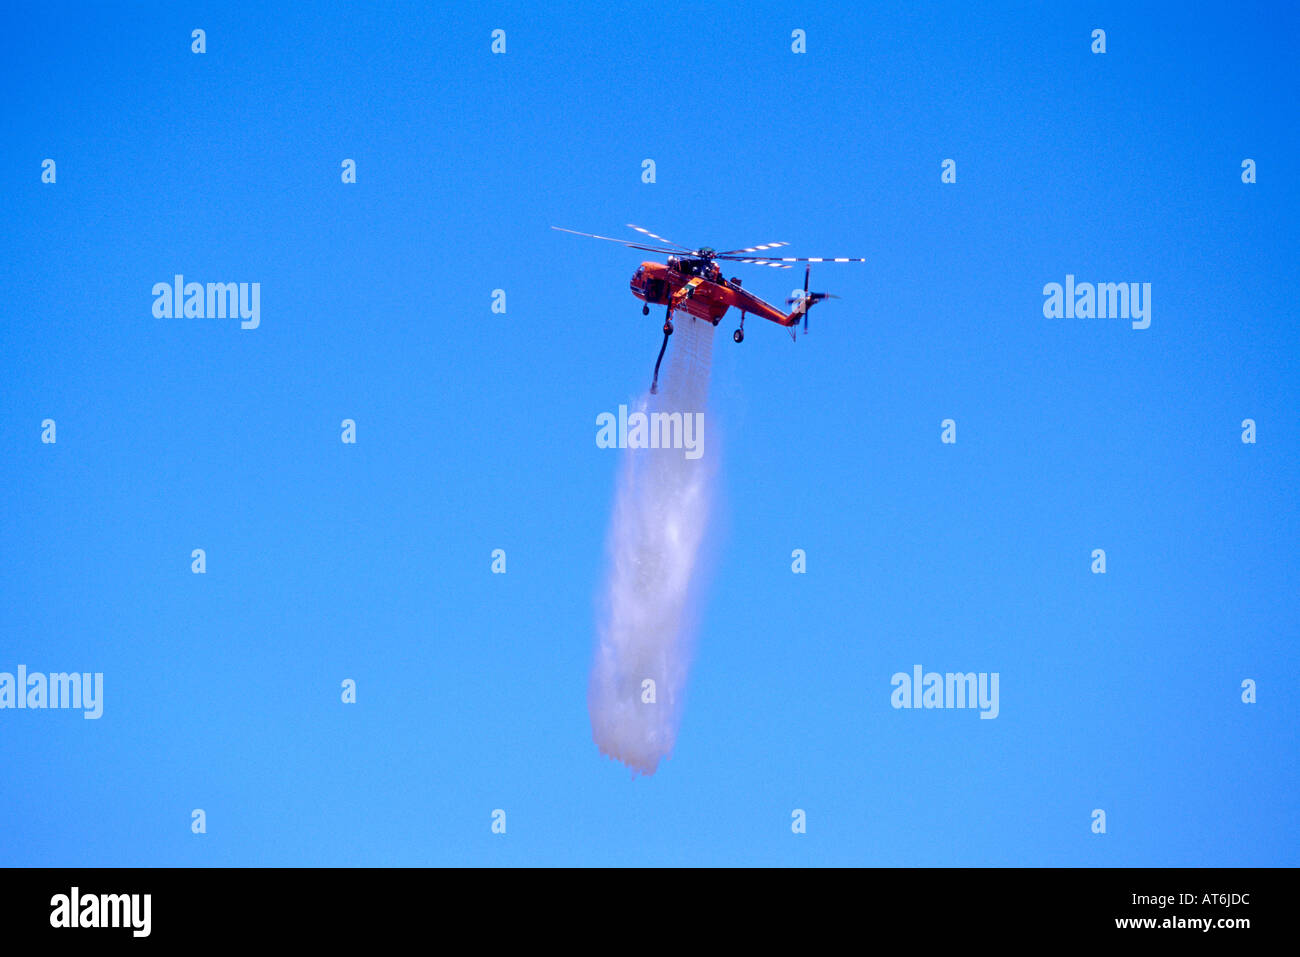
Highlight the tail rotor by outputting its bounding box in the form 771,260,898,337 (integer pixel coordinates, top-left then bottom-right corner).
786,264,839,334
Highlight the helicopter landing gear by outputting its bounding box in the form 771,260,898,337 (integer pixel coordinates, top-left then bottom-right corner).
733,310,746,343
642,304,649,315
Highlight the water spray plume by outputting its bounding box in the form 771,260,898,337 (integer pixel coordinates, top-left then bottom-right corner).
590,316,717,775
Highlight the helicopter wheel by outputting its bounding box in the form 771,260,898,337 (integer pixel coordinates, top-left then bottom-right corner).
642,305,649,316
733,329,744,344
663,320,674,335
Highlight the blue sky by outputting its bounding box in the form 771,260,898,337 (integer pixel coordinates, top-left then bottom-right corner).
1,0,1296,866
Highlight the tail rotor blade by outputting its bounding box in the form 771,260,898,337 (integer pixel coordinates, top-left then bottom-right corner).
803,266,810,333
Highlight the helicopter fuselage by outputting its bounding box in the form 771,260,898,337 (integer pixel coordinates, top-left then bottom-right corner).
629,260,795,327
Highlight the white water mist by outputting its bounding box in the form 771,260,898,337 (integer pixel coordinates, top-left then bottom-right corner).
590,315,717,775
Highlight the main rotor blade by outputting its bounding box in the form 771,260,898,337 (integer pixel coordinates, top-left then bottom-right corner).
626,224,693,252
714,255,867,264
716,242,790,254
551,226,685,255
727,259,792,269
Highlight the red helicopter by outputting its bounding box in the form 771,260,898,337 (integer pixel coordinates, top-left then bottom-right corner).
553,225,865,392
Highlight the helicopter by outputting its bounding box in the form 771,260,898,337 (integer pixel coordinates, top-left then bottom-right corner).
553,225,866,393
